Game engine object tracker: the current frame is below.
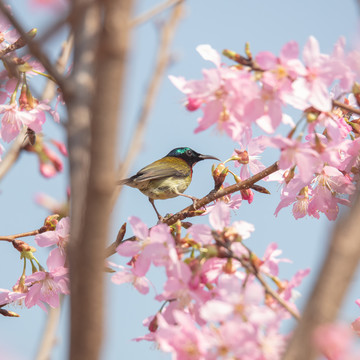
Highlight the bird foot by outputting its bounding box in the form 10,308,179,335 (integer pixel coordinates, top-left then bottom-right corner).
156,216,165,224
157,213,173,223
191,197,201,210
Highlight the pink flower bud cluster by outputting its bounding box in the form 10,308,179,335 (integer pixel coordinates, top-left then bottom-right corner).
0,17,63,169
0,217,70,312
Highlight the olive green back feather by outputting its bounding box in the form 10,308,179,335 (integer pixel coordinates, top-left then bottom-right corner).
122,157,191,185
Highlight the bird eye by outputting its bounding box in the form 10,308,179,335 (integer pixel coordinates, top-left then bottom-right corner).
186,149,192,156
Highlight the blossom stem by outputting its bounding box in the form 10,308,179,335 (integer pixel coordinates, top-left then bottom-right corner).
0,229,42,242
218,238,301,321
332,99,360,116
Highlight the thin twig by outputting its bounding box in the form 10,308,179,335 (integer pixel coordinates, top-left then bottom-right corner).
226,247,300,321
0,127,27,181
35,296,63,360
0,29,36,58
105,223,127,257
333,99,360,116
130,0,183,27
114,0,184,202
42,34,73,101
0,229,42,241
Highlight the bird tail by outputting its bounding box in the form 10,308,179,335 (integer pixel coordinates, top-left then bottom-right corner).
117,178,130,185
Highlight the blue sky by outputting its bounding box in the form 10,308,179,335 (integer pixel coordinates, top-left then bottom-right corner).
1,1,359,359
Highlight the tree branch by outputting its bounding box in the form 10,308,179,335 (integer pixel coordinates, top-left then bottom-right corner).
130,0,183,27
67,1,133,360
0,1,65,88
35,296,63,360
333,99,360,116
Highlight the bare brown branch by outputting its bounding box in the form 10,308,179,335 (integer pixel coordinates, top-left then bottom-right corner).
333,99,360,116
131,0,183,27
42,34,73,101
0,127,27,181
35,296,63,360
0,228,42,241
105,223,127,258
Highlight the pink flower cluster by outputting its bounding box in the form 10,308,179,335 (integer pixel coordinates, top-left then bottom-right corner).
113,202,309,359
313,323,360,360
0,217,70,312
170,37,360,221
0,14,62,164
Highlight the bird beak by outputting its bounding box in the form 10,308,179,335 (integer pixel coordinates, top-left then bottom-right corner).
198,154,220,161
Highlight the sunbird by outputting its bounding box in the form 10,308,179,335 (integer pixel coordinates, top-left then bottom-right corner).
118,147,220,220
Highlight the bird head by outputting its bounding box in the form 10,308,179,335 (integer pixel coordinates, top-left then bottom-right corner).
166,147,220,167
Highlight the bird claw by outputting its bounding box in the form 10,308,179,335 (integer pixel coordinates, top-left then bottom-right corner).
191,197,201,210
156,216,165,224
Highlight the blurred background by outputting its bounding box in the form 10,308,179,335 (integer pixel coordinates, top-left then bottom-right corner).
0,0,359,359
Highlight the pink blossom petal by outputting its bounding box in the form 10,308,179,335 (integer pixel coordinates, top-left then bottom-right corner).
200,299,233,321
303,36,320,66
188,224,213,245
129,216,148,239
196,44,221,67
116,240,141,257
280,40,299,61
209,202,230,230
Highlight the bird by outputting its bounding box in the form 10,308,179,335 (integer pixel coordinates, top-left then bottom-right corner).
118,147,220,220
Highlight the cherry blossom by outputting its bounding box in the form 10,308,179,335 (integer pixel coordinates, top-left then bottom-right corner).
35,216,70,269
23,267,69,311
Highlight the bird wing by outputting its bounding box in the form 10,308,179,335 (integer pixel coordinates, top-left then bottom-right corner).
131,158,190,183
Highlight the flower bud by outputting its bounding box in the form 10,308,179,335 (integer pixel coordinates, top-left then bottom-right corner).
249,253,263,270
241,189,254,203
148,316,158,332
186,97,202,111
51,139,68,156
0,309,20,317
223,258,235,274
305,107,320,123
233,174,254,203
27,28,38,39
44,214,60,230
12,240,36,253
283,167,295,184
212,163,228,189
222,49,242,63
352,82,360,107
